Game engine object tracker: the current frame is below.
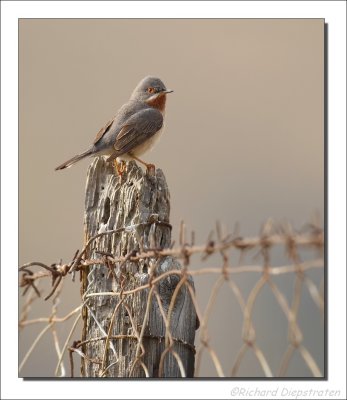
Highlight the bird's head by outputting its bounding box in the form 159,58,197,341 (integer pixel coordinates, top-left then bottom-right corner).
131,76,173,105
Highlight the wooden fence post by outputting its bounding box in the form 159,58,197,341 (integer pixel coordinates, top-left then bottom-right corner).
80,157,197,377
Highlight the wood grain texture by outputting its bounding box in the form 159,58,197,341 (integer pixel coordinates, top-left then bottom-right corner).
81,157,196,377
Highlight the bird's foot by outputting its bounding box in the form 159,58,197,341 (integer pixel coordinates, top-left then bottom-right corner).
128,153,156,176
113,159,127,180
145,163,156,176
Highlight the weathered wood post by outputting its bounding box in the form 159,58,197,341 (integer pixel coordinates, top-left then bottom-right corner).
80,157,197,377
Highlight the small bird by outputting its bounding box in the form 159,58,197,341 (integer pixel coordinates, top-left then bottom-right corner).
55,76,173,175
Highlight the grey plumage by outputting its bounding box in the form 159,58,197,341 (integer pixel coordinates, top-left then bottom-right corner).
55,76,172,171
55,149,93,170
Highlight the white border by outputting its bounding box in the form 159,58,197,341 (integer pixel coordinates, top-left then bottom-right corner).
1,1,346,399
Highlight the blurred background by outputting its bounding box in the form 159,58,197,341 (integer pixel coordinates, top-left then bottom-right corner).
19,19,324,377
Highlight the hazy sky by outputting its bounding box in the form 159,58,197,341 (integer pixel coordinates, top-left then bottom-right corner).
19,18,324,377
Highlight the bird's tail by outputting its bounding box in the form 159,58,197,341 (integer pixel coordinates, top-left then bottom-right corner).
55,149,92,171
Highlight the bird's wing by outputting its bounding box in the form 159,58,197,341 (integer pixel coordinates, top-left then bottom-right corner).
109,108,163,158
93,118,115,145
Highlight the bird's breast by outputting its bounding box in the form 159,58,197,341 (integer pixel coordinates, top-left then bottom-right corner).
145,94,167,112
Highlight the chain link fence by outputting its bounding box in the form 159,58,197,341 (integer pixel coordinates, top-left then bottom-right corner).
19,218,324,378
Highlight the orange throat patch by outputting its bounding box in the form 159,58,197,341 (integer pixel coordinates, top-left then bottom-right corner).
146,93,166,112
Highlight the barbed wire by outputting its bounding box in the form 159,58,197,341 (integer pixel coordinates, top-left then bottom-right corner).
19,218,324,378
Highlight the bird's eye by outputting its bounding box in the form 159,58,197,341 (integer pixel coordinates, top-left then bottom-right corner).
147,87,155,94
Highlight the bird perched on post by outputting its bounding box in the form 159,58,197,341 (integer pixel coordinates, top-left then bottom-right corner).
55,76,173,175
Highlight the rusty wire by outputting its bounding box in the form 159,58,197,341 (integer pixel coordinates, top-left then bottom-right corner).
19,219,324,378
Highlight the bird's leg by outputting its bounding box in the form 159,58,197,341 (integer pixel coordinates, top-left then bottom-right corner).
129,154,156,175
113,159,126,177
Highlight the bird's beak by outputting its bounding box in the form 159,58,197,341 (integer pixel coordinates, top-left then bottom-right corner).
163,89,174,94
